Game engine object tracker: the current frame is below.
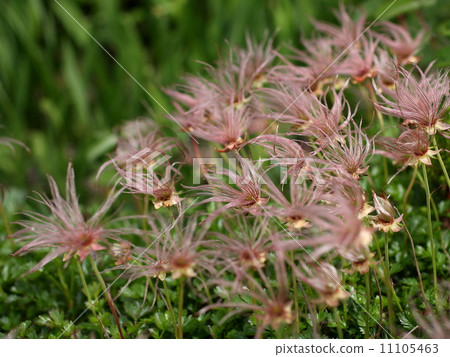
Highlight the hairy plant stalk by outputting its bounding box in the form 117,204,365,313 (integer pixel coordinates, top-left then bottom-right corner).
373,235,396,334
0,200,12,237
289,251,300,336
57,263,73,309
162,279,179,338
333,307,343,339
142,195,149,231
402,165,418,213
404,225,429,309
88,255,124,338
75,257,109,338
421,164,438,306
178,276,185,339
433,137,450,187
367,83,388,182
365,271,371,338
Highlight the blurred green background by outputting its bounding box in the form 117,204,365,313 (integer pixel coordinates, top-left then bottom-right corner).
0,0,449,194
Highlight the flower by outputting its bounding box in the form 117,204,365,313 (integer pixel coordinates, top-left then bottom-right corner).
336,36,378,83
190,156,268,223
339,245,376,274
209,216,274,270
113,214,211,282
373,65,450,135
370,192,403,233
190,107,250,152
312,5,366,49
97,118,177,177
245,135,311,182
377,128,438,167
114,156,182,210
295,262,349,307
265,176,326,231
233,32,277,87
325,177,374,219
13,164,123,273
269,36,339,93
259,85,351,145
374,22,424,65
321,121,374,180
199,249,293,338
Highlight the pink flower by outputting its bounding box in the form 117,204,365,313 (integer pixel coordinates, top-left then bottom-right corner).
209,216,275,270
336,36,378,83
377,128,438,167
13,164,123,273
199,249,293,338
113,213,211,282
269,36,339,93
189,156,268,223
294,262,349,307
373,65,450,134
321,122,374,180
98,119,177,177
312,5,366,50
259,85,351,144
374,22,424,65
190,107,250,152
114,159,182,210
370,192,403,233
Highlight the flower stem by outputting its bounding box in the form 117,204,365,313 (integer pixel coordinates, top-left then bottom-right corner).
365,270,371,338
373,235,396,334
75,257,109,337
142,195,149,231
177,276,185,339
162,279,178,338
421,164,438,306
333,307,343,339
289,250,300,336
88,255,124,338
0,200,12,237
432,136,450,187
402,165,418,214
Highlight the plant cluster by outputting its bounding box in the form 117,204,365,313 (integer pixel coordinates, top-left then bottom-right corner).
1,5,449,339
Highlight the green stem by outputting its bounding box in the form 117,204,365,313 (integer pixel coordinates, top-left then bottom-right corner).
289,251,300,336
366,84,388,182
88,255,124,338
162,279,178,338
333,307,343,339
0,200,12,237
365,270,371,338
433,137,450,187
142,195,149,231
373,235,396,335
177,276,185,339
421,164,438,306
75,257,108,337
57,263,73,309
402,165,418,213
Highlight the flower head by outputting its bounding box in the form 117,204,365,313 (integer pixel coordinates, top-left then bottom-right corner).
312,5,366,49
373,65,450,134
97,119,177,177
13,164,123,273
370,192,403,233
190,156,268,223
190,107,249,152
296,262,349,307
377,128,438,167
374,22,424,65
321,122,374,180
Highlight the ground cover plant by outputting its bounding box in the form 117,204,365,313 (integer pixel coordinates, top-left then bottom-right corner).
0,0,449,339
